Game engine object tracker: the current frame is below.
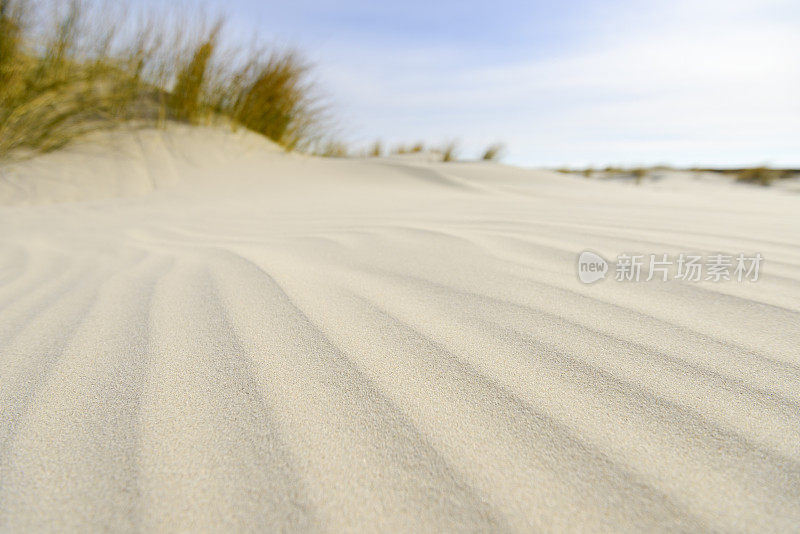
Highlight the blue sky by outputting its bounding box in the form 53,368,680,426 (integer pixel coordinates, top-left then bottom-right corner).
165,0,799,167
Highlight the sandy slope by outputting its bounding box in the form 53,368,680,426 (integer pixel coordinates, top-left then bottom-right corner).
1,126,799,532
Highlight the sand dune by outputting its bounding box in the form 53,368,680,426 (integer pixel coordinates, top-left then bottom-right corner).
1,126,799,532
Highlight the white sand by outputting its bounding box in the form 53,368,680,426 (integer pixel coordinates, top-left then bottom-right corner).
1,126,799,532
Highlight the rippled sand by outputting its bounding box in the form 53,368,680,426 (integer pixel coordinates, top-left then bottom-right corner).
1,127,799,532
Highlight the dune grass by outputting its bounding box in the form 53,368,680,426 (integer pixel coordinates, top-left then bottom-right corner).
167,23,221,124
368,140,382,157
384,140,506,163
441,141,458,162
0,0,325,160
481,143,504,161
314,138,349,158
631,167,647,184
391,144,409,155
229,51,324,151
559,165,798,187
734,166,777,186
0,0,132,155
688,167,797,186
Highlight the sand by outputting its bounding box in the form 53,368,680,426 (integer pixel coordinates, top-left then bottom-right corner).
1,126,799,532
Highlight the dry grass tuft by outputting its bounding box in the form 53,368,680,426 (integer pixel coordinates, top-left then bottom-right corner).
734,167,777,186
368,140,382,157
0,0,128,155
481,143,504,161
441,141,457,162
315,139,348,158
167,24,221,123
231,51,323,150
631,167,647,184
0,0,326,159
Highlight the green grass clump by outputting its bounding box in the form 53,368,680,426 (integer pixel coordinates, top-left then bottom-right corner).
0,0,326,159
368,140,382,157
441,141,457,162
481,143,504,161
631,167,647,184
688,167,797,185
230,51,321,150
316,139,348,158
0,1,22,90
167,25,220,123
735,167,777,186
0,0,131,155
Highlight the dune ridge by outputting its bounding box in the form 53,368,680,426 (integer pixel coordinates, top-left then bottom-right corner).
1,127,799,532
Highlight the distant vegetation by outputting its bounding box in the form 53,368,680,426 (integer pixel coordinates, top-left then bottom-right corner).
688,166,798,186
368,140,382,157
316,139,349,158
383,140,503,163
729,167,784,186
481,143,504,161
556,165,798,186
631,167,647,184
0,0,326,159
440,142,458,162
391,144,409,155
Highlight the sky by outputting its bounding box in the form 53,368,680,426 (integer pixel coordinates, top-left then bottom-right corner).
160,0,799,167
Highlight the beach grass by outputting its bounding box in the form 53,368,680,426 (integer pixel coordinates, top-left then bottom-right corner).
441,141,457,162
316,139,349,158
481,143,504,161
0,0,325,159
368,140,382,157
734,167,777,186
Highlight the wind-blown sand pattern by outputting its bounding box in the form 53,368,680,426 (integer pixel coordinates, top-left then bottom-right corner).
1,127,799,532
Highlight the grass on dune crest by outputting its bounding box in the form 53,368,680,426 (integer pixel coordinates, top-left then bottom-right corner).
556,165,799,186
733,167,778,186
315,139,349,158
0,0,133,155
167,23,222,124
368,140,382,157
391,144,409,155
0,0,326,159
384,141,506,162
481,143,504,161
440,141,458,162
231,51,324,151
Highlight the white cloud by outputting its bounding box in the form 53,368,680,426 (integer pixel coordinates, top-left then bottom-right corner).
313,0,800,166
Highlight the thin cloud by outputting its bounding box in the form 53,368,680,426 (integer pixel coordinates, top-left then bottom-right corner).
213,0,800,166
